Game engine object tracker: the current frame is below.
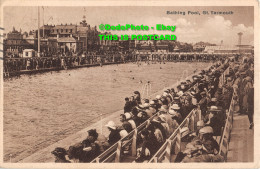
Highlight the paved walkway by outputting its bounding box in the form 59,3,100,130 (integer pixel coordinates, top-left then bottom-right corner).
227,113,254,162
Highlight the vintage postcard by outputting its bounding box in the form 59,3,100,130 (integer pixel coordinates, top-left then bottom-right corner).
0,0,259,168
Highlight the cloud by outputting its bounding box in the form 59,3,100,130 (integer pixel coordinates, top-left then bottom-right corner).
104,15,254,46
6,7,253,46
174,16,254,45
175,18,192,27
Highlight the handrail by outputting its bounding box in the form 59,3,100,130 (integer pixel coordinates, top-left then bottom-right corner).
218,91,235,161
90,62,226,163
90,113,158,163
148,108,201,163
149,93,235,163
149,67,233,163
90,78,200,163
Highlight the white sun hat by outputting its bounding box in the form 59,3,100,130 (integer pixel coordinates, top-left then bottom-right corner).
125,113,132,120
105,121,116,130
170,104,180,110
156,95,161,100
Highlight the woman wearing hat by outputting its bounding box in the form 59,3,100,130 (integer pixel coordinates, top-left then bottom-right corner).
159,109,174,134
204,106,225,136
135,129,160,163
105,121,128,146
129,96,137,108
134,91,142,105
190,89,199,106
145,101,157,117
125,113,137,130
120,114,133,133
169,104,183,124
157,116,170,137
179,126,221,162
51,147,71,163
198,91,208,118
181,96,196,118
147,118,166,145
124,97,132,113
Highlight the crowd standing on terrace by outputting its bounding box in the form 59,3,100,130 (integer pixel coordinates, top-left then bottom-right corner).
50,54,253,163
3,52,231,75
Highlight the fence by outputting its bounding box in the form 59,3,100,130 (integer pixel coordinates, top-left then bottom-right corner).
91,113,158,163
148,108,201,163
148,93,235,163
218,92,235,161
90,61,228,163
148,78,234,163
90,77,201,163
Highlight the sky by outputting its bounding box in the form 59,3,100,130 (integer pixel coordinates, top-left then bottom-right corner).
3,6,254,45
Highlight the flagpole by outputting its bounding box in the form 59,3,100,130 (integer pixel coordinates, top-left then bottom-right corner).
42,7,44,38
38,6,41,57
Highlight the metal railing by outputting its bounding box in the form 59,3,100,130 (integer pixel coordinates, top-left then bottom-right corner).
148,67,233,163
148,93,235,163
91,113,158,163
90,61,228,163
218,92,235,161
148,108,201,163
90,82,200,163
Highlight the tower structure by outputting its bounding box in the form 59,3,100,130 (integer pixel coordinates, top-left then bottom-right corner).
238,32,243,46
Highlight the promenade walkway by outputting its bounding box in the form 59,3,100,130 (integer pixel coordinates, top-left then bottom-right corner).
227,113,254,162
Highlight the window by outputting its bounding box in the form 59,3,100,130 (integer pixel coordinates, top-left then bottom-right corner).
61,29,63,33
66,29,68,32
25,52,28,57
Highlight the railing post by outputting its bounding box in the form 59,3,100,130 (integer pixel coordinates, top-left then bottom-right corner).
165,140,172,162
190,114,195,132
154,157,158,163
198,109,202,121
115,141,122,162
96,157,100,163
185,117,189,128
131,129,138,156
176,128,182,153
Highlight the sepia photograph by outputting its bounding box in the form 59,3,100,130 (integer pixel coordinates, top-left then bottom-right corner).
0,1,258,168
